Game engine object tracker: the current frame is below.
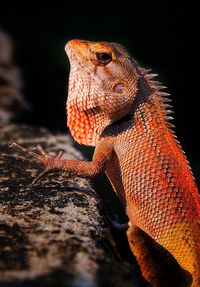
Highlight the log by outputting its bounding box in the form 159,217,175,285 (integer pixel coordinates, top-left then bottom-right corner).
0,123,143,287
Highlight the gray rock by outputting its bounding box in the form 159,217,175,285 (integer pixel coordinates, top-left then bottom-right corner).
0,124,143,287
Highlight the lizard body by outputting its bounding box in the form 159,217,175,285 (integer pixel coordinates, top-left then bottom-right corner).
2,40,200,287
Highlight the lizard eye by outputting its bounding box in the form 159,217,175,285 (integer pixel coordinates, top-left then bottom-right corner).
96,52,112,65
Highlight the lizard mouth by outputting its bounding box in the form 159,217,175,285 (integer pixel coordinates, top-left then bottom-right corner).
65,40,102,85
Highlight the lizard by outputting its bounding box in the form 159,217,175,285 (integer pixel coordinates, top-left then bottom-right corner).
1,39,200,287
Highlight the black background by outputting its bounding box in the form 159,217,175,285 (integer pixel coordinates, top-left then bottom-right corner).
0,1,199,186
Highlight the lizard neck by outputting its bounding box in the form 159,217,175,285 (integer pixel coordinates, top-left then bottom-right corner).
134,73,172,129
132,75,184,162
102,74,174,140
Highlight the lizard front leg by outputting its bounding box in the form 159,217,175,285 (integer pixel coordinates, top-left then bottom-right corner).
1,139,114,185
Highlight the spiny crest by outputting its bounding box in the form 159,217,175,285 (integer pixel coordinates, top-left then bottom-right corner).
139,67,194,168
139,67,175,129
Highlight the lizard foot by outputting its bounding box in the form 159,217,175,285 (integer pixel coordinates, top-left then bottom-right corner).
1,143,64,185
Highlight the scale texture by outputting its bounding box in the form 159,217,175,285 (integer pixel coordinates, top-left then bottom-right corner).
2,40,200,287
65,40,200,287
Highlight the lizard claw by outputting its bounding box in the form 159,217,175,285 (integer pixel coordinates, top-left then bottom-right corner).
30,167,52,186
33,145,48,156
1,143,65,185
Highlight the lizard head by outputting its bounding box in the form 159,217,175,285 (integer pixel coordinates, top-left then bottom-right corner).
65,39,140,146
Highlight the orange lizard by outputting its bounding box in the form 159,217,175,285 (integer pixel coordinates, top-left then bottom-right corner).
1,40,200,287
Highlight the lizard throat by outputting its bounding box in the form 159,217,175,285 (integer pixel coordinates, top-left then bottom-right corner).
67,104,111,146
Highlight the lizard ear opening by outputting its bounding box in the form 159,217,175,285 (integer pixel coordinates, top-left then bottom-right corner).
113,82,125,94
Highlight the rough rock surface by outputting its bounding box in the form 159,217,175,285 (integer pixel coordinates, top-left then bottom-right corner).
0,124,144,287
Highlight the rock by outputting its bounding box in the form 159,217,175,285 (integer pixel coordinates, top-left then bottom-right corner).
0,124,143,287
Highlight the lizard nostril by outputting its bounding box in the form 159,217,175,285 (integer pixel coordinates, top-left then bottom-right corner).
113,82,125,94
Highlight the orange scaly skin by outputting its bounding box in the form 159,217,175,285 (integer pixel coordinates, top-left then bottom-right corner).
2,40,200,286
